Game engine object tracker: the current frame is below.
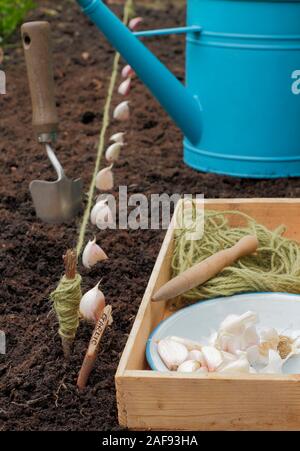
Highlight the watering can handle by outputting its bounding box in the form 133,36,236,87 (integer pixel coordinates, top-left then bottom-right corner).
21,21,58,143
76,0,203,145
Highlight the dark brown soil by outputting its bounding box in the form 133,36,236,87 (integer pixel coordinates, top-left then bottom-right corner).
1,0,300,431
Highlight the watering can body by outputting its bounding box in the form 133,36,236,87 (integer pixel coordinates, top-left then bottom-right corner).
77,0,300,178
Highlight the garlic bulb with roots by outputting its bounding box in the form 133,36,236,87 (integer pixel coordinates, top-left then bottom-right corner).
80,282,106,323
113,101,130,121
95,165,114,191
82,237,108,269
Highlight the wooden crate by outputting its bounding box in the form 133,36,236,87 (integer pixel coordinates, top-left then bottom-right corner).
116,198,300,431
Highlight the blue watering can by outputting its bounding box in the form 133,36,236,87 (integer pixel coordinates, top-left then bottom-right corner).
76,0,300,178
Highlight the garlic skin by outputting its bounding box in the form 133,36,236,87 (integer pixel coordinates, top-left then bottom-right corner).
129,17,143,31
122,64,135,79
82,237,108,269
80,282,106,323
177,360,200,373
105,143,123,163
118,78,131,96
110,132,125,144
113,101,130,121
157,338,188,371
96,165,114,191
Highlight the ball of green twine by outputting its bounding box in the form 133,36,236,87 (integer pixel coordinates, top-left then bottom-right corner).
50,274,82,340
171,208,300,310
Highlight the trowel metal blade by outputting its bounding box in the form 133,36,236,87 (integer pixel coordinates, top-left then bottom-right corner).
30,176,82,224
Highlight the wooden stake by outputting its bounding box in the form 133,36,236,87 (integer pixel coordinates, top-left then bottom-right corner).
61,249,77,360
77,305,112,390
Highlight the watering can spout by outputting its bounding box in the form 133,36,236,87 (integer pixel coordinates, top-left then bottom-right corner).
76,0,202,145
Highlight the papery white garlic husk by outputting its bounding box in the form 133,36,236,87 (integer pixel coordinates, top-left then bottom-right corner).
169,336,202,351
177,360,200,373
201,346,223,372
129,16,143,30
113,101,130,121
96,164,114,191
241,325,260,350
105,143,123,163
219,311,258,336
95,202,114,230
82,237,108,269
79,282,106,323
118,78,131,96
157,338,188,371
122,64,135,79
110,132,125,144
188,350,206,366
90,198,108,225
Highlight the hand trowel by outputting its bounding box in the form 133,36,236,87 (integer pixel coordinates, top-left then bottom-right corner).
21,21,82,224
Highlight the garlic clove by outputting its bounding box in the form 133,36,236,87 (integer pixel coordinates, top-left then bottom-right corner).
129,17,143,31
169,336,202,351
241,325,260,350
79,282,106,323
105,143,123,163
122,64,135,79
260,350,285,374
90,198,108,225
218,357,250,374
110,132,125,144
96,202,114,230
177,360,200,373
201,346,223,372
219,311,258,336
118,78,131,96
188,349,206,365
157,338,188,371
95,164,114,191
113,101,130,121
260,327,279,349
196,366,209,374
247,344,269,366
82,237,108,269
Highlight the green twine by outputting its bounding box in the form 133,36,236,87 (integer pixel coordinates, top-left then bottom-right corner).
171,208,300,310
50,274,82,340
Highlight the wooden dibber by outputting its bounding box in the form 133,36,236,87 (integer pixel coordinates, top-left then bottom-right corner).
152,235,259,303
77,305,112,390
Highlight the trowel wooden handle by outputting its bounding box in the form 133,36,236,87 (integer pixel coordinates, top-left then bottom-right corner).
21,21,58,141
152,235,258,303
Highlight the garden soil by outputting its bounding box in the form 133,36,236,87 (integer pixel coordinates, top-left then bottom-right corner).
1,0,300,431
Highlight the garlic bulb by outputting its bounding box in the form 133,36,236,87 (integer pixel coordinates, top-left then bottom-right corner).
110,132,125,144
113,101,130,121
105,143,123,163
201,346,223,372
96,165,114,191
82,237,108,269
80,282,106,323
129,17,143,31
177,360,200,373
122,64,135,79
118,78,131,96
157,338,188,371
